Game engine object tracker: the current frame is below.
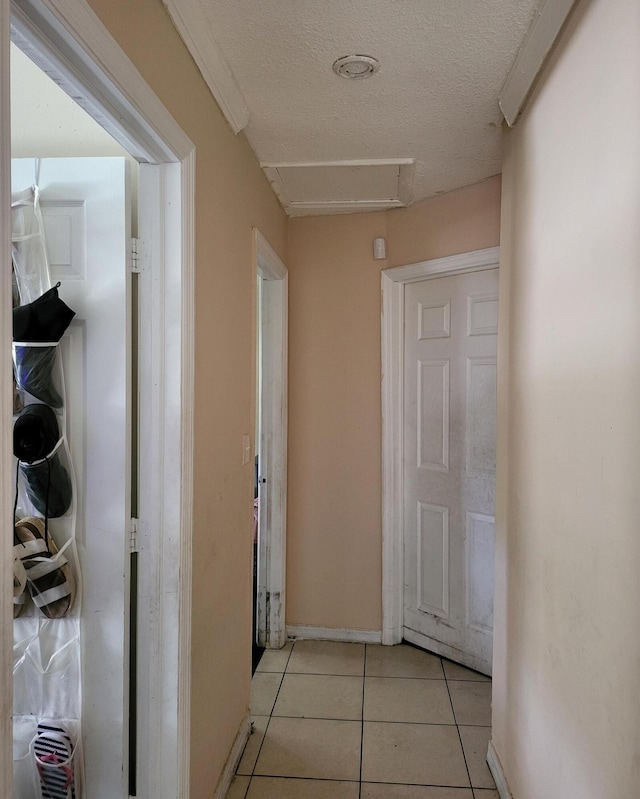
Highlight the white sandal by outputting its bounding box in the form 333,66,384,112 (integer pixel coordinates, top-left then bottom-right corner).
14,517,75,618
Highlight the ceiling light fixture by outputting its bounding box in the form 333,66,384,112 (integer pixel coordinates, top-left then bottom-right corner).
332,55,379,80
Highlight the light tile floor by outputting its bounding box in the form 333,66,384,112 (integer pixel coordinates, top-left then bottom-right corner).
227,641,497,799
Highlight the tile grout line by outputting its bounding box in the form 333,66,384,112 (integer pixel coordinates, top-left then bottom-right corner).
245,774,472,785
275,671,379,678
358,644,367,798
269,714,459,726
246,641,296,793
276,669,486,681
443,667,476,798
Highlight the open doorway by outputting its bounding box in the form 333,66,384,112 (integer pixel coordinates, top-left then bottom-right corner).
11,42,139,798
253,230,288,658
3,3,194,796
253,269,265,672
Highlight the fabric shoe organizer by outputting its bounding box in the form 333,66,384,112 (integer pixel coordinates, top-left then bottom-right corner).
12,184,84,799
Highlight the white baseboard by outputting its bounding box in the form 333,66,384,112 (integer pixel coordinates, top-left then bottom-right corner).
213,714,251,799
487,740,513,799
402,627,492,676
286,625,382,644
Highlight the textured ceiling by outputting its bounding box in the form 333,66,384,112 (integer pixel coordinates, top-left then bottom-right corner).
194,0,544,211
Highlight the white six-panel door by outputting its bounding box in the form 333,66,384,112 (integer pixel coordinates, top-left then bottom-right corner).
403,268,498,675
12,157,131,797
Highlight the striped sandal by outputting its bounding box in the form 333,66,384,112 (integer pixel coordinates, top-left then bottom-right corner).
14,517,75,618
33,721,76,799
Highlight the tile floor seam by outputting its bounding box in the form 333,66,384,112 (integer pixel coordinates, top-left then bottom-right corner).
248,643,293,785
253,776,361,783
358,645,368,798
285,671,369,678
364,675,447,681
364,719,458,727
444,669,476,795
365,782,476,790
270,713,366,722
450,722,492,728
271,715,459,726
243,644,291,795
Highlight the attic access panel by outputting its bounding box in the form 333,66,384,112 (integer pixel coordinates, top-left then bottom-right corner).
263,159,415,216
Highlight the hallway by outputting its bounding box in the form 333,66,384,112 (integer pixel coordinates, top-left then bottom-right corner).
227,641,496,798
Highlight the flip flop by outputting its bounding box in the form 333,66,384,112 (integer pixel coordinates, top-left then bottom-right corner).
33,721,76,799
14,517,75,618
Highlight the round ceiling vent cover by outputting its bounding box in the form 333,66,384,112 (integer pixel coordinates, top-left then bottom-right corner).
332,55,379,79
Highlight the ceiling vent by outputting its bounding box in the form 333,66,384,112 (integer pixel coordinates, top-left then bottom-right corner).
332,55,379,80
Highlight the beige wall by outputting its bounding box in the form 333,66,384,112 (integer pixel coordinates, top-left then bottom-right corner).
287,211,387,630
287,177,500,631
493,1,640,796
386,176,501,267
84,1,287,796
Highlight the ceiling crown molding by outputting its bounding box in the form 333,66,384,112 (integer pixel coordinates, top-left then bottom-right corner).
499,0,578,126
163,0,249,134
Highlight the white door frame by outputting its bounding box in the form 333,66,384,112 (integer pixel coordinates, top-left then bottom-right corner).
381,246,500,646
0,5,11,797
1,1,195,796
254,229,288,649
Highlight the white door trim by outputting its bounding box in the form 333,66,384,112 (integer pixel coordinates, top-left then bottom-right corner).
2,1,195,795
254,229,288,649
381,246,500,645
10,0,192,162
0,2,13,795
135,159,195,797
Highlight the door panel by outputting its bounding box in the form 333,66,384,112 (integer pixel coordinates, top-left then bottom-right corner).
403,269,497,675
12,157,131,797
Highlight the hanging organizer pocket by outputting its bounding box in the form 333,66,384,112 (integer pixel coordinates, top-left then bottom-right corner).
23,619,81,719
14,716,84,799
31,717,84,799
14,525,76,619
13,342,65,409
13,716,37,798
18,437,73,519
11,185,51,305
14,402,73,520
13,182,84,799
13,617,38,716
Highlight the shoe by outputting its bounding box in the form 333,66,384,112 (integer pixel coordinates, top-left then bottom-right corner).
33,720,76,798
14,517,74,619
14,405,72,518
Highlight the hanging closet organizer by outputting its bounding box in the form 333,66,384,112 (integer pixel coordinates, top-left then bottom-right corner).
12,183,85,799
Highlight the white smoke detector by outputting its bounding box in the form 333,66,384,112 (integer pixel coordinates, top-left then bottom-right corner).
332,55,380,80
